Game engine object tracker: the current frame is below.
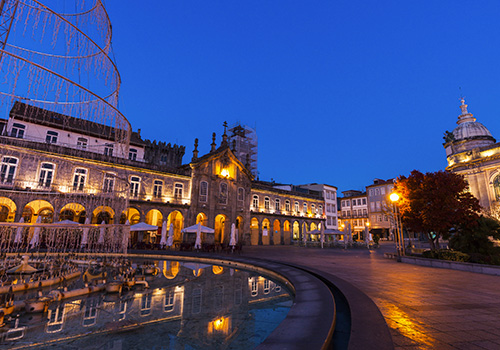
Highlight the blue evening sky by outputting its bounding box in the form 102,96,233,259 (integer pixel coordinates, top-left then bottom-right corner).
104,1,500,192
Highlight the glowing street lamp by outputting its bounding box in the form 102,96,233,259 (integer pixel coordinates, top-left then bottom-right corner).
390,192,404,256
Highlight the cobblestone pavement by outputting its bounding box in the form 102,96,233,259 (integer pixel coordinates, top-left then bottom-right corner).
241,243,500,350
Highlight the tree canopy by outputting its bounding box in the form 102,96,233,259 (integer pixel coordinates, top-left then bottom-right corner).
394,170,480,250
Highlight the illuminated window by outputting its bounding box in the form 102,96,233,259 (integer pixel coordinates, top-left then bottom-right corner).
294,201,299,212
130,176,140,197
250,278,258,297
219,183,228,204
252,195,259,209
285,200,290,211
174,183,183,198
200,181,208,202
238,187,244,201
73,168,87,191
153,180,163,198
45,130,58,144
38,163,54,187
0,157,18,184
275,199,280,211
11,123,25,138
128,148,137,161
77,137,88,150
164,289,174,312
104,143,114,156
103,173,114,193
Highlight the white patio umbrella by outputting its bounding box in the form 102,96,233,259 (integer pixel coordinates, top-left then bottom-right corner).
166,223,174,247
81,217,90,248
14,217,24,244
98,221,106,244
194,223,202,250
229,223,237,247
320,224,325,249
160,221,168,247
30,216,42,249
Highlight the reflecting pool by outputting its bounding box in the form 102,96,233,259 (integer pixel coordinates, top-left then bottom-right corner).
0,258,293,349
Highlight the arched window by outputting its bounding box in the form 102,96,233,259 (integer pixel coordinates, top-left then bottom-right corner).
0,156,18,184
264,197,270,210
285,200,291,212
199,181,208,202
303,202,308,213
252,195,259,209
275,198,280,211
294,201,299,213
494,175,500,200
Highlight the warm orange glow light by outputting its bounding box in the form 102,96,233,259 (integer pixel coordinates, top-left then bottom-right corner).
390,193,400,202
220,168,229,178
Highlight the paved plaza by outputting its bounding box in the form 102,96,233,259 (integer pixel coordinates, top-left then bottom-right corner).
241,243,500,350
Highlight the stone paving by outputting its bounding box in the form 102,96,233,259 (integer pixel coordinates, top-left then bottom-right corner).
240,243,500,350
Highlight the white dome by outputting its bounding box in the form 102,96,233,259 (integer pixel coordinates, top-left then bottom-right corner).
452,121,494,141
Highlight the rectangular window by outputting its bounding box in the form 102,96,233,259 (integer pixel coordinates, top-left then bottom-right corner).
104,143,114,156
381,187,386,195
363,209,367,216
295,201,299,212
192,288,202,314
77,137,88,150
219,183,228,204
174,183,183,198
0,157,18,184
73,168,87,191
103,173,114,193
200,181,208,202
326,191,330,199
264,197,270,210
362,198,366,205
38,163,54,188
153,180,163,198
11,123,25,138
285,200,291,211
253,195,259,209
238,187,244,201
251,278,258,297
164,289,174,312
370,202,375,211
130,176,140,197
128,148,137,161
46,130,58,144
275,199,280,211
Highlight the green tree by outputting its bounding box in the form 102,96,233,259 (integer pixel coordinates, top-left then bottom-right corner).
395,170,480,250
449,216,500,256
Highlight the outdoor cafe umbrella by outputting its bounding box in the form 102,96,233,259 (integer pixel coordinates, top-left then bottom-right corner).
29,216,42,249
160,221,168,247
14,217,24,244
229,223,237,247
194,223,202,250
129,222,158,231
166,223,174,247
81,217,90,248
98,221,106,244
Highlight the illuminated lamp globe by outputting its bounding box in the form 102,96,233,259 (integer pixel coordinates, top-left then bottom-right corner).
390,193,400,202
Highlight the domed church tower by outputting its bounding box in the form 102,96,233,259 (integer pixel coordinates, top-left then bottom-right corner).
444,98,500,212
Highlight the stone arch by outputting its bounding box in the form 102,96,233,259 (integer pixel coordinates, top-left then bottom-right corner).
212,265,224,275
145,209,163,245
250,217,259,246
273,219,281,245
283,220,291,245
121,207,141,225
162,261,180,280
24,200,54,223
0,197,16,222
93,206,115,224
214,214,227,244
59,203,86,223
196,212,208,226
167,211,184,243
262,218,271,245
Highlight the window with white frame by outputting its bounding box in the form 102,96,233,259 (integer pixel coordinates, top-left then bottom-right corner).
153,180,163,198
199,181,208,202
46,130,58,144
363,209,367,216
11,123,25,138
174,183,183,198
285,200,290,211
219,182,228,204
275,198,280,211
73,168,87,191
103,173,114,193
140,293,152,316
263,279,270,294
164,289,174,312
250,278,258,297
238,187,244,201
264,197,270,210
128,148,137,161
0,157,18,184
362,198,366,205
77,137,88,150
295,201,299,212
252,195,259,209
326,191,330,199
38,163,54,187
104,143,114,156
130,176,140,197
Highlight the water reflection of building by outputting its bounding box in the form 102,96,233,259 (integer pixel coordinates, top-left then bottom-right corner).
1,261,291,349
0,103,327,245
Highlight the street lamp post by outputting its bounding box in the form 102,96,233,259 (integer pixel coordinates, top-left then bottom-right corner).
390,193,405,256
